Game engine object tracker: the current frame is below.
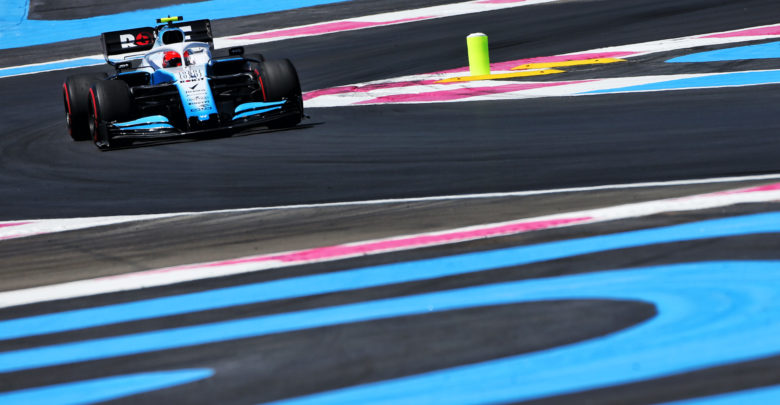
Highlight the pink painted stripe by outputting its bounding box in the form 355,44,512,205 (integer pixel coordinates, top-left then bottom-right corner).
139,216,592,275
304,80,442,101
0,232,39,240
233,17,431,40
356,80,591,104
256,217,589,263
304,52,635,102
703,25,780,38
0,221,30,229
436,52,637,74
711,182,780,195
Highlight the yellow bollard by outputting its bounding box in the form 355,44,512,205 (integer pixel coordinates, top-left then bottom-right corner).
467,33,490,76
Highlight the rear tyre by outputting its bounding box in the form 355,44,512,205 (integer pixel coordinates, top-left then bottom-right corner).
88,80,136,150
63,73,107,141
257,59,303,129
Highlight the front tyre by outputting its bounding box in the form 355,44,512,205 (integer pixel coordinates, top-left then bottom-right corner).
63,73,107,141
88,80,136,150
258,59,303,129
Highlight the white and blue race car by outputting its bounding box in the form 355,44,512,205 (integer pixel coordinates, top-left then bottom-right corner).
63,16,303,150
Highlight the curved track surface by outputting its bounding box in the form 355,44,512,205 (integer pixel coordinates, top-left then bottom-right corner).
2,0,780,404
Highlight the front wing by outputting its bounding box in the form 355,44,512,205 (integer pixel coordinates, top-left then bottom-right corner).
105,99,301,140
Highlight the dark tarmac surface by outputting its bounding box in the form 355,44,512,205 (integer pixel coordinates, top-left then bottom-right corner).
1,0,780,403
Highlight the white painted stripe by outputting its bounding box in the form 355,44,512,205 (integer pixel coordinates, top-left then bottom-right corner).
583,23,780,56
4,172,780,242
213,0,562,48
2,180,780,308
0,214,180,241
143,172,780,210
303,69,780,106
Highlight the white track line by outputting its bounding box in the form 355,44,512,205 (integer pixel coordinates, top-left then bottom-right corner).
3,173,780,242
214,0,563,48
2,181,780,308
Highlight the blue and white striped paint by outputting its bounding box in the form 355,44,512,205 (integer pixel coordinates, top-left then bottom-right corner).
1,213,780,404
1,212,778,341
269,260,780,405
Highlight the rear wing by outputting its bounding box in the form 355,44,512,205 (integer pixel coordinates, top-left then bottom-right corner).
100,19,213,63
101,27,157,59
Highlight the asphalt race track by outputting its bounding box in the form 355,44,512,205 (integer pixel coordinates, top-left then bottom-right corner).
2,0,780,404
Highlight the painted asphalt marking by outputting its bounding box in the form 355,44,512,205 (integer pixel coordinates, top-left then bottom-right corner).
667,41,780,63
266,259,780,404
437,51,638,75
305,68,780,105
214,0,560,48
703,23,780,38
435,69,564,83
4,214,780,404
2,181,780,308
3,173,780,245
3,172,780,242
1,212,778,341
355,80,588,104
511,57,626,70
0,369,214,404
0,221,28,229
3,256,780,403
303,22,780,106
0,0,563,79
585,69,780,94
660,385,780,405
0,213,183,242
0,58,105,78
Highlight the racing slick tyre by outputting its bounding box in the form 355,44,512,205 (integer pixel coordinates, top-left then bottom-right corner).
63,73,108,141
88,80,136,150
258,59,303,129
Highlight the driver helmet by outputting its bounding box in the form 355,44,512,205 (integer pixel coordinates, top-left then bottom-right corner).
163,51,182,68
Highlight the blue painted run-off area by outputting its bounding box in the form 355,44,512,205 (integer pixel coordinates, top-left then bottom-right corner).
586,69,780,94
0,0,351,49
0,369,214,405
660,384,780,405
1,213,780,404
0,58,105,78
267,260,780,405
667,41,780,63
2,212,779,341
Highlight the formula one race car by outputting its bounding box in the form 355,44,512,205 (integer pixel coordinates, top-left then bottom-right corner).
63,16,303,149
